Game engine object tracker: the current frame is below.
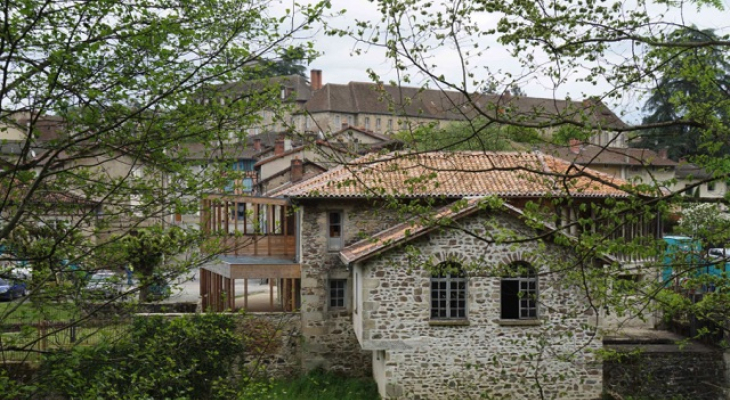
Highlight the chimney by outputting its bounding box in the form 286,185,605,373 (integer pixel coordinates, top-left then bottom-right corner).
569,139,581,155
658,148,668,160
291,157,303,182
311,69,322,91
274,139,284,155
341,122,348,130
253,138,262,151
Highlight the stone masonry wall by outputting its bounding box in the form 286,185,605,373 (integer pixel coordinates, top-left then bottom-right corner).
238,312,303,378
604,343,725,400
361,211,603,400
299,199,411,376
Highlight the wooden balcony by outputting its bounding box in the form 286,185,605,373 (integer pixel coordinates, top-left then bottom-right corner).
201,194,296,257
200,194,300,313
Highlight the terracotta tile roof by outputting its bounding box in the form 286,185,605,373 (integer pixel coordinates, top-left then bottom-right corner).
340,197,489,264
545,145,677,167
306,82,626,129
277,151,633,199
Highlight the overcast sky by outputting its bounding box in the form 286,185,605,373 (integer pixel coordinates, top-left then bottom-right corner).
277,0,730,122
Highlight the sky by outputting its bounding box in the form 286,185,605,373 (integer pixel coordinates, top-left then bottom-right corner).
275,0,730,123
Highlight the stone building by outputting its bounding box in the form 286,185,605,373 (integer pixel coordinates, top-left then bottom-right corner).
199,151,653,399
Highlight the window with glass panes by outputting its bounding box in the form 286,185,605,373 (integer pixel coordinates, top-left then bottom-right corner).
500,262,537,319
329,279,346,309
430,262,467,319
327,211,343,251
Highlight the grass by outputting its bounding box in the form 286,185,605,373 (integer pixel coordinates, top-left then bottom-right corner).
240,369,380,400
1,299,131,362
0,299,82,323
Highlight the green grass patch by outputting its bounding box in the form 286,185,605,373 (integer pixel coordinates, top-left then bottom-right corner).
0,299,82,323
240,369,380,400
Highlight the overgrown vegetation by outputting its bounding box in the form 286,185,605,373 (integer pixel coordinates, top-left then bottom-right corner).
37,314,247,400
240,369,380,400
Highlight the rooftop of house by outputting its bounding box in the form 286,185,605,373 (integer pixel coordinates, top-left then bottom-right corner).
675,163,717,180
199,74,312,103
179,142,259,161
544,144,677,167
276,151,634,199
305,81,626,129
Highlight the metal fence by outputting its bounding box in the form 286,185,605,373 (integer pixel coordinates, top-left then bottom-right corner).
1,318,131,362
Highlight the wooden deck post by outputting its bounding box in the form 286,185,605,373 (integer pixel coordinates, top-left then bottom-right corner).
244,278,248,310
229,278,236,310
269,277,274,311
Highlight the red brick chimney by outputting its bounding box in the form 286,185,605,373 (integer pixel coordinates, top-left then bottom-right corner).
341,122,348,130
291,157,303,182
311,69,322,91
274,139,285,155
253,138,262,151
658,148,668,159
569,139,582,155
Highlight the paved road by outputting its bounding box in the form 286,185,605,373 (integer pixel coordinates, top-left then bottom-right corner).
163,268,270,304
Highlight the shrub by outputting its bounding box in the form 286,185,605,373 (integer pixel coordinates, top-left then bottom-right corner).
40,313,246,399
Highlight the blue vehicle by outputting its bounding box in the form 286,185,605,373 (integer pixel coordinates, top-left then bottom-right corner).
663,236,730,290
0,276,27,300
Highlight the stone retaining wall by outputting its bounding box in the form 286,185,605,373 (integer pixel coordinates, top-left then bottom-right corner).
238,312,303,377
604,343,726,400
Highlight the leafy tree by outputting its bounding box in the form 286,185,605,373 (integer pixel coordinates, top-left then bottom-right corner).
118,224,194,302
399,118,540,151
0,0,327,395
635,27,730,160
262,46,312,77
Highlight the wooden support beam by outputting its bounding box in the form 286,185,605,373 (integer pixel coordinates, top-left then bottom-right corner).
200,269,208,311
223,277,229,311
269,278,274,311
229,278,236,310
224,201,229,235
291,278,296,311
244,278,248,310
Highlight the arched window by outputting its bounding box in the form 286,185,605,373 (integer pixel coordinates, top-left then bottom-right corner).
500,262,537,320
430,262,467,319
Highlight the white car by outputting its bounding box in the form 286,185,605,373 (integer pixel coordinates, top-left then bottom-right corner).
707,248,730,260
84,270,125,298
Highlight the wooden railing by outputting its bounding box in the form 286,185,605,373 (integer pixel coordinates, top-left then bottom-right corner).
201,195,296,257
204,235,296,257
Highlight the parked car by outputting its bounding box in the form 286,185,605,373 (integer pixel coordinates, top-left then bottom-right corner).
707,248,730,260
0,277,27,300
83,270,124,299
